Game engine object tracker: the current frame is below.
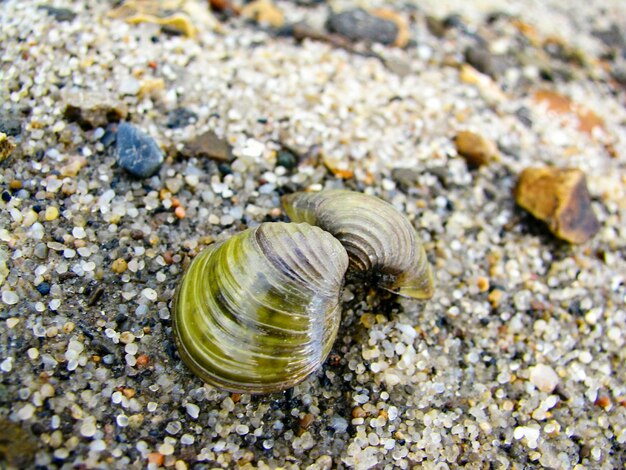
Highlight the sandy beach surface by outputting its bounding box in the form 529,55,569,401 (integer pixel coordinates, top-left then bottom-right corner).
1,0,625,468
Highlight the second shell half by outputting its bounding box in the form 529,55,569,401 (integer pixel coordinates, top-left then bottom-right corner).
282,190,434,300
173,222,349,393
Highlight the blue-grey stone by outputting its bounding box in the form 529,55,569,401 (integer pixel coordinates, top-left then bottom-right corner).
116,122,164,178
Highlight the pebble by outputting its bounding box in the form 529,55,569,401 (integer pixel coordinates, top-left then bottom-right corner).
44,206,59,221
38,5,76,22
34,243,48,259
515,167,600,244
36,282,51,296
2,290,19,305
529,364,560,393
116,122,164,178
326,8,399,46
184,130,233,162
464,47,511,79
80,418,97,437
111,258,127,274
158,443,175,456
454,131,499,167
186,403,200,419
329,415,348,433
166,108,198,129
16,403,35,420
592,24,626,53
0,114,21,136
276,149,298,170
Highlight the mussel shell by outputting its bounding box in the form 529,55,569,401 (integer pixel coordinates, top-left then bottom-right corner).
282,190,434,299
172,222,349,393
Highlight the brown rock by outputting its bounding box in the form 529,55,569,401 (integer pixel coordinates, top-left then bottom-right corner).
454,130,499,167
184,130,233,162
515,167,600,244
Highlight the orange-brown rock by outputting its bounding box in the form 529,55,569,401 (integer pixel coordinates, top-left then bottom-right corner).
515,167,600,244
454,130,499,167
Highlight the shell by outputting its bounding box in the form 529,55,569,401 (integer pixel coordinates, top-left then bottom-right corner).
172,222,349,393
282,190,434,299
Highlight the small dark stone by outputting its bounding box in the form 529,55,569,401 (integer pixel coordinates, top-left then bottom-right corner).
32,204,42,213
593,24,626,55
391,168,421,192
218,162,232,176
425,16,447,38
464,46,511,78
1,191,11,202
166,107,198,129
38,5,77,22
515,107,533,127
0,115,22,137
294,0,325,5
36,282,51,296
116,122,164,178
326,8,398,45
276,149,298,170
184,130,233,162
131,229,145,240
443,13,464,29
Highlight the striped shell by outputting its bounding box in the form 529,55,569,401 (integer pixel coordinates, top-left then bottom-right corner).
172,222,349,393
282,190,434,299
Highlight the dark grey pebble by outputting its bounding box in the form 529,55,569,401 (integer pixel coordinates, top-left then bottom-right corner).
593,24,626,55
0,115,21,137
276,149,298,170
38,5,76,22
36,282,51,296
464,46,511,78
326,8,398,45
515,107,533,127
166,107,198,129
116,122,164,178
391,168,421,192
